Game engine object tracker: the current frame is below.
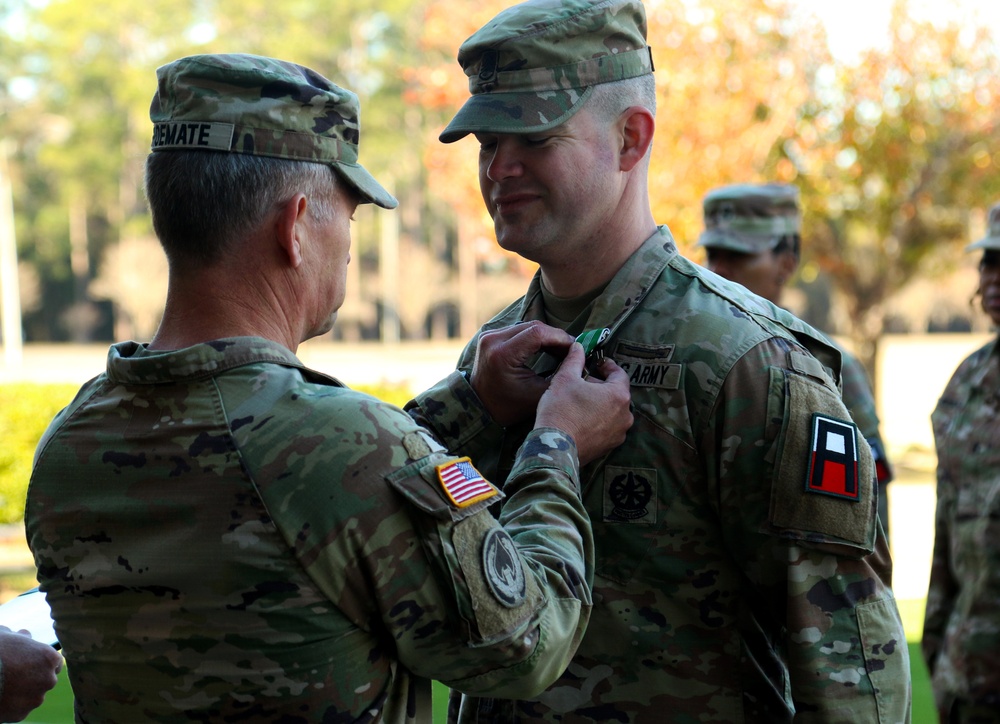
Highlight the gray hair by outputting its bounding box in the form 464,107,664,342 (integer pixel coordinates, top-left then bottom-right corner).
144,151,337,268
587,74,657,124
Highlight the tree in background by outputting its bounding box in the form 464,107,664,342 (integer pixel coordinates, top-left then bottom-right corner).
1,0,999,361
772,0,1000,375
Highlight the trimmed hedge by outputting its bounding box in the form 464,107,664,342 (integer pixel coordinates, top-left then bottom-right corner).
0,380,415,524
0,383,79,524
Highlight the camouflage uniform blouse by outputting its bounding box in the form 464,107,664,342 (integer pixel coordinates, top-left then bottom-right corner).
836,344,894,536
409,228,911,723
923,335,1000,713
25,337,594,723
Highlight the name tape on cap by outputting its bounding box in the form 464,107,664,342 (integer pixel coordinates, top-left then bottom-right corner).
152,122,235,151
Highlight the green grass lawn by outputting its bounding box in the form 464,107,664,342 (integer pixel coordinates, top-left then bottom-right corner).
26,644,936,724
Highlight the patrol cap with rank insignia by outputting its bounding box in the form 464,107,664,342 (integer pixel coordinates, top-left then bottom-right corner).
439,0,655,143
697,183,801,254
149,53,397,209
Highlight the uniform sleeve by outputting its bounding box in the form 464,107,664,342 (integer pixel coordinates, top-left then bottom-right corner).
404,368,506,470
710,338,910,722
269,394,592,699
921,373,963,674
838,349,893,485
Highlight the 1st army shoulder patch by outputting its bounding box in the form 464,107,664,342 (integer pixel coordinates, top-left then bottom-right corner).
806,413,860,501
435,457,498,508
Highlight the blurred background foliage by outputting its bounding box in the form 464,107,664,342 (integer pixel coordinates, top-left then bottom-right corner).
0,0,999,377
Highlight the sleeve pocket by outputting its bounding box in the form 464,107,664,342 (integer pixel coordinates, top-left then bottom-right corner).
857,596,912,723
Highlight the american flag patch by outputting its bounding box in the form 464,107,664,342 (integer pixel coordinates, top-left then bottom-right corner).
435,457,497,508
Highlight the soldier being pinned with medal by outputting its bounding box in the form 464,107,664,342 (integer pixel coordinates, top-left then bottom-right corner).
407,0,912,720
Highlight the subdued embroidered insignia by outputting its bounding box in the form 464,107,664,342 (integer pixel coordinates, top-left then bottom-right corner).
806,414,860,501
603,466,657,523
482,528,526,607
477,50,500,91
435,457,497,508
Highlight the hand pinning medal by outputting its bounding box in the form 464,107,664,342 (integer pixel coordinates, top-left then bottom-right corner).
576,328,612,378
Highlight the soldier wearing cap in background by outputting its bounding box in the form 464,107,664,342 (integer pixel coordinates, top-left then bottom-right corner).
407,0,911,720
923,201,1000,723
24,53,634,722
697,183,895,544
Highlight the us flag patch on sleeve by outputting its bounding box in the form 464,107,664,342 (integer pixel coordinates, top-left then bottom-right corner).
435,457,498,508
806,414,860,501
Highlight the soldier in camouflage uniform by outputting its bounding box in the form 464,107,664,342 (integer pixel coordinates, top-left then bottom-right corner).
923,201,1000,723
24,53,635,723
407,0,912,720
696,183,895,543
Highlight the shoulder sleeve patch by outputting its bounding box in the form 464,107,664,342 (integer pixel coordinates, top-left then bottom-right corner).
451,512,541,642
806,413,860,501
768,369,876,553
436,457,499,508
482,528,527,607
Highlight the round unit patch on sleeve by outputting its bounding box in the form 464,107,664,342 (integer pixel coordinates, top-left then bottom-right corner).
435,457,498,508
807,413,860,501
482,528,527,608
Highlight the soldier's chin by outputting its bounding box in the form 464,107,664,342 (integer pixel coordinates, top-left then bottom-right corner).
311,312,339,341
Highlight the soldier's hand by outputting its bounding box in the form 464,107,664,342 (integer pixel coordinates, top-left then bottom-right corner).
0,627,63,722
536,343,633,465
470,321,576,427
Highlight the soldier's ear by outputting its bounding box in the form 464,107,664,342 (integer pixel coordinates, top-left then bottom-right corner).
618,106,654,172
275,193,308,269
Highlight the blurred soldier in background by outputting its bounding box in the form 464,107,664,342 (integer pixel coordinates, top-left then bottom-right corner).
923,201,1000,723
697,182,895,541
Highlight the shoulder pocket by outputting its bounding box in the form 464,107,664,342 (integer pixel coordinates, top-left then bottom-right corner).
386,452,503,523
767,368,877,555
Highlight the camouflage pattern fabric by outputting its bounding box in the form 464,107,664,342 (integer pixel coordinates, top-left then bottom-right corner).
25,336,594,723
409,227,911,722
697,183,801,254
836,341,894,538
150,53,397,209
923,335,1000,715
439,0,654,143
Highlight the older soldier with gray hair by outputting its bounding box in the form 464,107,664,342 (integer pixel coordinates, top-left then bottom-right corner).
407,0,912,720
697,183,895,544
24,53,634,722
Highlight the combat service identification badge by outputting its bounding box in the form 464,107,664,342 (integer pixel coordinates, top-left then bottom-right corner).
805,413,860,501
435,457,498,508
482,528,526,607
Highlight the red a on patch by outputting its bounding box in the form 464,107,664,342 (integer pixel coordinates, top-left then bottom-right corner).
806,414,860,501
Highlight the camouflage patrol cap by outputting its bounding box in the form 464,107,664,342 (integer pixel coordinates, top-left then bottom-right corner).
966,202,1000,252
439,0,654,144
697,183,801,254
150,53,397,209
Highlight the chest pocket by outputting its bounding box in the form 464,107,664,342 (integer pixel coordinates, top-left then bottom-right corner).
588,341,698,585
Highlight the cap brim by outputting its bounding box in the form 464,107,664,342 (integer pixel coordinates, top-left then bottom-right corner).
696,230,779,254
966,234,1000,252
334,162,398,209
439,88,593,144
